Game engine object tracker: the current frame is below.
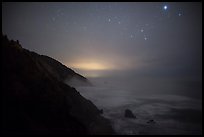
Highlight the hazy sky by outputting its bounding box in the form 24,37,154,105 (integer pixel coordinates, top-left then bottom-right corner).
2,2,202,78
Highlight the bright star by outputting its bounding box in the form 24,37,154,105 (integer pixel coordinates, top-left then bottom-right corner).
163,5,168,10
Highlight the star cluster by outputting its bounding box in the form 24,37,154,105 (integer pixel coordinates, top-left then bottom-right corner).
2,2,202,73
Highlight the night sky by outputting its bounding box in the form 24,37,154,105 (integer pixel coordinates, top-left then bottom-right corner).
2,2,202,78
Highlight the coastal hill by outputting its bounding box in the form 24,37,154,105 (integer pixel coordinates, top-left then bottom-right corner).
1,34,114,135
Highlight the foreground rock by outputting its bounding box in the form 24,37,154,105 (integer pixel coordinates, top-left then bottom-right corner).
99,109,103,114
1,35,114,135
124,109,136,119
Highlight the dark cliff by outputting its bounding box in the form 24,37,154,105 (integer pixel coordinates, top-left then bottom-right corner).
1,35,114,135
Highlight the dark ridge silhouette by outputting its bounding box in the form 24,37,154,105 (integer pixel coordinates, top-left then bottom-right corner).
1,34,114,135
30,53,88,82
23,44,91,86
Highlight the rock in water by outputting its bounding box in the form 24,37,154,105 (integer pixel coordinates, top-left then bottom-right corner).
124,109,136,119
147,119,156,124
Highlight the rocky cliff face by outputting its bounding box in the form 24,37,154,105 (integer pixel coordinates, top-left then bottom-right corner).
30,52,90,84
1,35,114,135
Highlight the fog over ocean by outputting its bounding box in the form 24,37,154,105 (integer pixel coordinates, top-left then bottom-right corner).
69,70,202,135
3,2,202,135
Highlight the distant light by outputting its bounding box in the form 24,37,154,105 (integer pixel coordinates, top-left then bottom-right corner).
108,18,111,22
70,62,111,70
178,13,182,16
163,5,168,10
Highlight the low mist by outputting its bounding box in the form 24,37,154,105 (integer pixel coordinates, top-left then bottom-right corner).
68,68,202,135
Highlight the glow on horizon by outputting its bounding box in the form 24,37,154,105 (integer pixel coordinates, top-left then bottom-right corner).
68,62,114,70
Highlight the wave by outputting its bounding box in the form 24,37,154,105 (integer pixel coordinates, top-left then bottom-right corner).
75,79,202,135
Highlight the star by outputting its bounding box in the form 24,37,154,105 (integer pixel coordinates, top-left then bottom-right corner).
108,18,111,22
141,29,144,32
83,26,87,31
178,13,182,16
73,21,77,25
130,35,134,38
144,35,148,40
163,5,168,10
52,17,56,21
118,21,121,24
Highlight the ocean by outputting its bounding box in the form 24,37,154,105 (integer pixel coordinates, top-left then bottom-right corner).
74,75,202,135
